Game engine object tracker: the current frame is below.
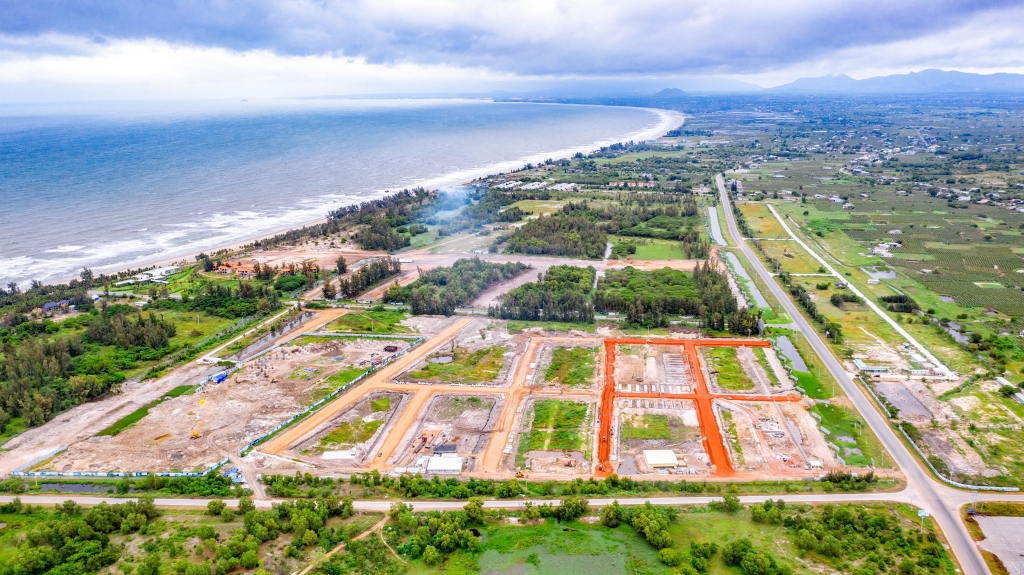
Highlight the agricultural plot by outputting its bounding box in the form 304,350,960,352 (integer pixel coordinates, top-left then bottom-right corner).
738,203,789,239
758,239,824,274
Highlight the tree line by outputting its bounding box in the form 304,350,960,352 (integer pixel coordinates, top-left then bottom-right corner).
250,188,436,250
504,215,607,259
594,262,760,333
384,257,530,315
488,265,596,323
338,258,402,299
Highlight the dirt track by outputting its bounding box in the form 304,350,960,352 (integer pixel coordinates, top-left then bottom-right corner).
261,317,474,455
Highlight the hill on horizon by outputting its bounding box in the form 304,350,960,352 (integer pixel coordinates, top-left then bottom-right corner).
771,69,1024,94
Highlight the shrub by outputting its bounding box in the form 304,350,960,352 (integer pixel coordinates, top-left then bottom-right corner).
659,548,683,566
422,545,442,567
723,538,754,566
206,497,225,515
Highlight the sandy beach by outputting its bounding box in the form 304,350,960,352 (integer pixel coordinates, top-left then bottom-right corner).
52,106,684,285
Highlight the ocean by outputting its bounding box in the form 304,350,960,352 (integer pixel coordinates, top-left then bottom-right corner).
0,99,676,286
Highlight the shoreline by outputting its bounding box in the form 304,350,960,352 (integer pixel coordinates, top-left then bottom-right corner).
39,104,684,286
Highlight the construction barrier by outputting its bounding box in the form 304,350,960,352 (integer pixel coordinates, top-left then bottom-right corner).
11,456,230,479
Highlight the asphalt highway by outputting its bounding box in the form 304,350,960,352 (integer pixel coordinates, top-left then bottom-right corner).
715,174,1002,575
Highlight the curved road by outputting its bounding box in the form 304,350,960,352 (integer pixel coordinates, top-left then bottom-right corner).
715,174,1003,575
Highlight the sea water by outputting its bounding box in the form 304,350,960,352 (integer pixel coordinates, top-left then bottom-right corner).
0,99,675,286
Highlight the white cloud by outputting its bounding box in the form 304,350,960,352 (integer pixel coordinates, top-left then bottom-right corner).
1,1,1023,100
0,36,530,102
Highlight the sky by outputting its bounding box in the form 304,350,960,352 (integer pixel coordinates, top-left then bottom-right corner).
3,0,1024,102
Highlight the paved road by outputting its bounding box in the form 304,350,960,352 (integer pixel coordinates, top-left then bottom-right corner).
715,174,999,575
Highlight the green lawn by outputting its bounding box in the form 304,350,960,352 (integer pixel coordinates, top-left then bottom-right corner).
706,347,754,390
545,346,597,386
96,385,197,436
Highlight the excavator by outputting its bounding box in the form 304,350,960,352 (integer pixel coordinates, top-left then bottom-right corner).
190,422,203,439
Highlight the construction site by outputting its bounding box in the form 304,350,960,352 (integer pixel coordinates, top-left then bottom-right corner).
22,305,858,484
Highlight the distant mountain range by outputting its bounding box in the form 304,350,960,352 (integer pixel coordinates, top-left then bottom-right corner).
769,69,1024,94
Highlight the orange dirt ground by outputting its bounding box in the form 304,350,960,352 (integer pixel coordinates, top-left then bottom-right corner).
596,337,800,477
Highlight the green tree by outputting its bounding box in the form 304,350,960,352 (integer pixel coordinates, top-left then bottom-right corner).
659,548,683,566
238,495,255,515
422,545,442,567
464,498,484,524
600,501,623,528
556,496,589,521
206,497,225,515
723,538,754,566
722,492,742,513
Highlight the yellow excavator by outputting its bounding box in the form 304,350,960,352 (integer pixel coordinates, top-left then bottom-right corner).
190,422,202,439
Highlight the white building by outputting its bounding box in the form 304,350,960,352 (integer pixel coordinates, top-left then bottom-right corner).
426,455,463,475
643,450,678,468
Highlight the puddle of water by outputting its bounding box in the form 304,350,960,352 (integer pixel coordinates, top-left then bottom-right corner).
944,326,969,344
774,336,809,372
861,266,897,280
939,296,954,303
429,355,454,364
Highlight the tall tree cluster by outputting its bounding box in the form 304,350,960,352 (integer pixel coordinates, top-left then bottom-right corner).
338,258,402,298
384,258,529,315
489,265,596,322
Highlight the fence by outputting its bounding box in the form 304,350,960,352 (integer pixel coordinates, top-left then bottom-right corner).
237,335,426,457
12,456,230,479
854,376,1019,492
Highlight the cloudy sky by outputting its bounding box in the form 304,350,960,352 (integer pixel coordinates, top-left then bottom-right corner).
3,0,1024,101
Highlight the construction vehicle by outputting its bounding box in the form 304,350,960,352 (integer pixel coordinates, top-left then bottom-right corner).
190,422,203,439
515,468,526,478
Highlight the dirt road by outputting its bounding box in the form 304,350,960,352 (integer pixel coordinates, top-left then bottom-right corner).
595,337,773,477
260,317,474,455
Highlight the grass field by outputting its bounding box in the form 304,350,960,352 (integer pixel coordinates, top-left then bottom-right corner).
518,400,589,463
411,345,508,382
507,320,597,333
811,403,880,467
309,367,371,402
706,347,754,391
96,385,197,436
739,203,789,239
609,235,692,260
319,419,383,448
327,309,411,333
545,346,597,387
621,414,671,439
532,400,588,429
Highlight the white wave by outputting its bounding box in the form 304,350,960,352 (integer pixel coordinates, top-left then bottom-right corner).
45,245,85,253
